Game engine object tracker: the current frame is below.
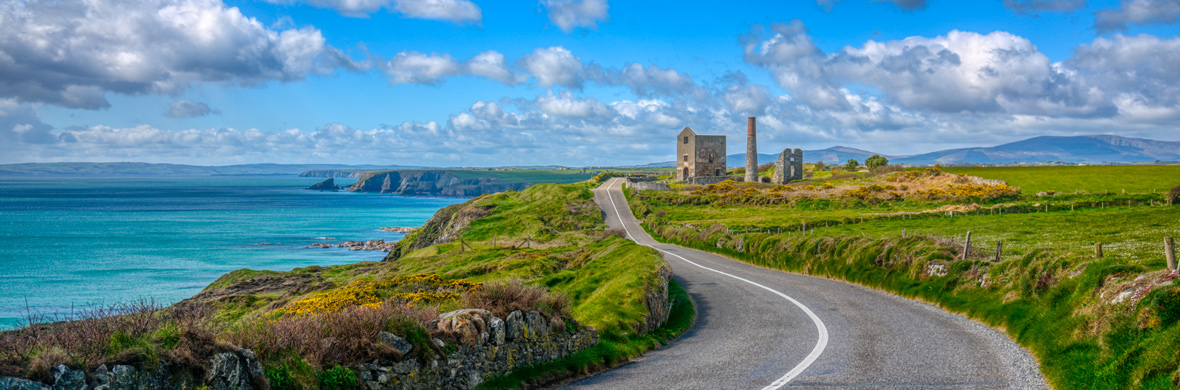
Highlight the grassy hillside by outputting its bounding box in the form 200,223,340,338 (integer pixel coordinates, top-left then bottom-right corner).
943,166,1180,194
628,167,1180,389
1,180,690,389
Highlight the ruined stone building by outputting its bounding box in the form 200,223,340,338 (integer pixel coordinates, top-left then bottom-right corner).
676,127,726,182
772,148,804,184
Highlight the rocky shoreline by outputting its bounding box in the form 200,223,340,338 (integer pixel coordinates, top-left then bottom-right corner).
301,227,417,252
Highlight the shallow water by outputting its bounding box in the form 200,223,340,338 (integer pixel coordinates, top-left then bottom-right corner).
0,175,464,329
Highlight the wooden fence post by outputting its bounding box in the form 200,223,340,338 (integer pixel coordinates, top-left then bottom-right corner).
1095,243,1103,258
963,231,972,260
995,240,1003,263
1166,237,1176,272
902,228,907,238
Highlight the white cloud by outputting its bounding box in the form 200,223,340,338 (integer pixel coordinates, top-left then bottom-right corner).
519,47,586,88
0,0,366,109
264,0,481,22
466,51,527,85
534,90,614,118
1003,0,1086,14
540,0,609,33
382,52,463,84
1095,0,1180,33
165,100,219,118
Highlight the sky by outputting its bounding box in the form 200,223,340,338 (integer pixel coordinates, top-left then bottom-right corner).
1,0,1179,167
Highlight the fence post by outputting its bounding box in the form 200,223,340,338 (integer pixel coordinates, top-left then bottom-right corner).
963,231,972,260
1095,243,1103,258
995,240,1003,263
1167,237,1176,271
903,228,907,238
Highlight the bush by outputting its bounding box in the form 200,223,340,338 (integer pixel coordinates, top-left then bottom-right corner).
1168,184,1180,205
865,154,888,169
845,159,860,172
317,366,357,390
461,281,570,319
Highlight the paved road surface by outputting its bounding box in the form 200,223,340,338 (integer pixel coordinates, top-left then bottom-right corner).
562,178,1046,389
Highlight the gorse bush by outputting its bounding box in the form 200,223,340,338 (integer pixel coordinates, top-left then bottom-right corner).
286,274,481,316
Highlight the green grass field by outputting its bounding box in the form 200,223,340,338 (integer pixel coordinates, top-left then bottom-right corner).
943,165,1180,194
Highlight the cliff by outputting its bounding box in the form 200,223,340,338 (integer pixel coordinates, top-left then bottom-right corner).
306,177,340,191
344,170,535,196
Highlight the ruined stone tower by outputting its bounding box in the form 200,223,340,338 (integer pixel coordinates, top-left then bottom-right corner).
745,117,758,182
772,148,804,184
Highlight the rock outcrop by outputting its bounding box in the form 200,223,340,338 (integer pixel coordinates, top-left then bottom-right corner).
306,178,340,191
0,350,264,390
356,309,597,390
385,203,492,261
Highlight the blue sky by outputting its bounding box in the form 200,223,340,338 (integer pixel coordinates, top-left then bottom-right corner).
1,0,1178,166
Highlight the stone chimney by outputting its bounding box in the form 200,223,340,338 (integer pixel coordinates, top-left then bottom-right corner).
745,116,758,182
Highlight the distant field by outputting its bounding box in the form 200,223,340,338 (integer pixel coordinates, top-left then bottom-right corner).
942,165,1180,194
445,169,595,184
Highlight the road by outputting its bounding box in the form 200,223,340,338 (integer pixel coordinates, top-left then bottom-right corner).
562,178,1047,389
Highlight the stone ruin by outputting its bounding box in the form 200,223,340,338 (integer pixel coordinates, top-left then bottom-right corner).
772,148,803,184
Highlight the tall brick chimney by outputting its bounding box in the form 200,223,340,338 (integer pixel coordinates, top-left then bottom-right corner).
745,116,758,182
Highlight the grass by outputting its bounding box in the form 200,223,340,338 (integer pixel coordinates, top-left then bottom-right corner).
943,166,1180,194
627,166,1180,389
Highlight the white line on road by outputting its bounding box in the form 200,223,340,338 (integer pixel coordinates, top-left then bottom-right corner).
604,178,829,389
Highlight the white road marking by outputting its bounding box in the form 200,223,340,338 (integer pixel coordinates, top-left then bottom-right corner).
603,178,829,389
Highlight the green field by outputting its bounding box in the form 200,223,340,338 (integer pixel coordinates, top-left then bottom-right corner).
943,165,1180,194
629,165,1180,389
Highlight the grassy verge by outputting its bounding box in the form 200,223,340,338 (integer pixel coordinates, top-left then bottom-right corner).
627,166,1180,389
942,165,1180,194
477,279,695,389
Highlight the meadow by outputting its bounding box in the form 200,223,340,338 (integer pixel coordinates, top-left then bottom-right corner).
942,165,1180,194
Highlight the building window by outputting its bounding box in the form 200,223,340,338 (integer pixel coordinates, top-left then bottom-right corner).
683,154,688,162
708,153,714,163
715,169,721,176
683,136,688,144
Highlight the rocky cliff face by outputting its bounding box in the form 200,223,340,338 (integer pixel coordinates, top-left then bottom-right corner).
347,171,532,197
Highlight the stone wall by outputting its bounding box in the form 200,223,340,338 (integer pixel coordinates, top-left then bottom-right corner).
356,309,598,390
627,180,671,191
772,148,804,184
692,135,727,178
0,350,265,390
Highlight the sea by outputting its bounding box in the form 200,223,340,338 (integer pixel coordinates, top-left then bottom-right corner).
0,175,464,330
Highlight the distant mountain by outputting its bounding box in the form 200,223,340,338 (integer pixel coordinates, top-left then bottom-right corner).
643,135,1180,167
893,135,1180,165
0,162,418,176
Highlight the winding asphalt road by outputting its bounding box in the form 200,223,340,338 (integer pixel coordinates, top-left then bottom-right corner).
562,178,1047,389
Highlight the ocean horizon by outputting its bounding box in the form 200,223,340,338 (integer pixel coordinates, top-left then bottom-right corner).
0,175,464,330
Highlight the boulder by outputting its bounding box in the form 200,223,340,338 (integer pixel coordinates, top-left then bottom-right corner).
504,311,525,340
525,311,548,338
51,365,86,390
436,309,492,345
378,331,414,356
489,317,506,345
0,377,49,390
205,350,264,390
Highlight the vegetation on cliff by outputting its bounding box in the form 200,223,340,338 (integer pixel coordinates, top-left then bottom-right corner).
1,179,687,390
629,165,1180,389
347,169,595,197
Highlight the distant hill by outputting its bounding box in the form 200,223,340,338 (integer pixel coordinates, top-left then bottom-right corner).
893,135,1180,165
0,162,417,176
644,135,1180,167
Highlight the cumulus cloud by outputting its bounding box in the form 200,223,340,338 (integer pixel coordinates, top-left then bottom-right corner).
1094,0,1180,33
541,0,609,33
743,20,1114,117
382,52,464,84
263,0,481,22
535,90,615,118
165,100,219,118
1004,0,1087,14
0,0,366,110
519,47,587,88
817,0,927,11
466,51,527,85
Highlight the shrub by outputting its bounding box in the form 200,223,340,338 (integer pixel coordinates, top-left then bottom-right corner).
460,281,570,319
845,159,859,172
865,154,888,169
1168,184,1180,205
318,366,357,390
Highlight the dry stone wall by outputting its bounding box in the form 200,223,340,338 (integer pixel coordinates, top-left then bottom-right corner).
356,309,598,390
0,350,265,390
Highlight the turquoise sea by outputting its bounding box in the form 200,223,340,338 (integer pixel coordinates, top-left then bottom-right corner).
0,176,464,329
